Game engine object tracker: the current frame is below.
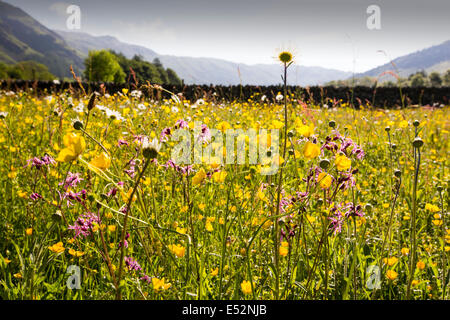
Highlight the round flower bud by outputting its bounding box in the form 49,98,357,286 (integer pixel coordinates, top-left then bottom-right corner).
391,143,397,150
52,210,62,223
328,120,336,128
288,149,294,156
385,126,390,132
365,203,373,212
436,185,443,193
394,169,401,178
142,137,161,159
143,148,158,159
317,198,323,206
266,150,272,157
319,158,330,170
287,130,294,138
73,120,83,130
412,137,424,148
413,120,420,127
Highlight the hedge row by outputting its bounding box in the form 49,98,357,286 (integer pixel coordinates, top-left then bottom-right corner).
1,80,449,108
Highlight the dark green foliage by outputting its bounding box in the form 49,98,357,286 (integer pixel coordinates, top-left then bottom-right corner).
0,62,8,79
113,52,162,84
109,52,182,85
429,72,442,87
443,70,450,86
410,72,427,87
84,50,125,83
166,68,182,86
0,60,55,80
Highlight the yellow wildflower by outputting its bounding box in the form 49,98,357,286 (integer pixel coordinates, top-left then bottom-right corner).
303,142,320,160
335,154,351,171
56,132,86,162
241,280,252,295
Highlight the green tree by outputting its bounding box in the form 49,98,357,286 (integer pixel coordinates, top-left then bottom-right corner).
6,65,23,79
429,72,442,87
84,50,125,83
14,61,55,80
443,69,450,86
112,52,163,84
153,58,169,84
410,73,427,87
166,68,182,85
0,62,8,79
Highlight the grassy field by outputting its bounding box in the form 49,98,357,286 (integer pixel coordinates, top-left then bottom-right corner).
0,83,448,300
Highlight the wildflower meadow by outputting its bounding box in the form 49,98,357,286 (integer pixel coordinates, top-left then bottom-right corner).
0,53,448,301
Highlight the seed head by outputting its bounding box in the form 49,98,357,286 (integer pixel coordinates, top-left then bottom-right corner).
412,137,424,148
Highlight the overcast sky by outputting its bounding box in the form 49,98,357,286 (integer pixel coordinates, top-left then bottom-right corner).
5,0,450,72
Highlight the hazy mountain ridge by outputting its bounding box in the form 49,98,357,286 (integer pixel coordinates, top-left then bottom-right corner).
0,1,84,78
357,40,450,80
57,30,352,86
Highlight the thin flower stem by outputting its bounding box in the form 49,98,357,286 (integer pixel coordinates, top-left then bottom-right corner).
116,158,150,300
406,146,420,299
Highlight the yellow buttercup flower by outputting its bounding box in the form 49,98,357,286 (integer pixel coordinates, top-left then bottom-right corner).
335,154,351,171
48,242,65,253
416,260,426,270
25,228,33,236
425,203,440,213
152,277,171,291
398,120,409,128
317,172,333,189
241,280,252,295
297,124,314,137
89,151,111,170
68,248,85,257
211,267,219,276
56,132,86,162
192,168,207,185
205,221,214,232
401,247,410,256
212,170,227,183
168,244,186,258
383,257,398,266
303,142,320,160
279,241,289,256
386,270,398,281
217,121,231,132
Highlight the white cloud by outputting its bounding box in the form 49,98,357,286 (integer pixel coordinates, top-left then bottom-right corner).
49,2,72,17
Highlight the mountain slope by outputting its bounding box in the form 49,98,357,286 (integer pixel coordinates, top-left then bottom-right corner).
58,31,352,86
358,40,450,79
0,1,84,78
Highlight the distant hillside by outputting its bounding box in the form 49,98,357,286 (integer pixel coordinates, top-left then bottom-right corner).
358,40,450,80
58,31,352,86
0,1,83,78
